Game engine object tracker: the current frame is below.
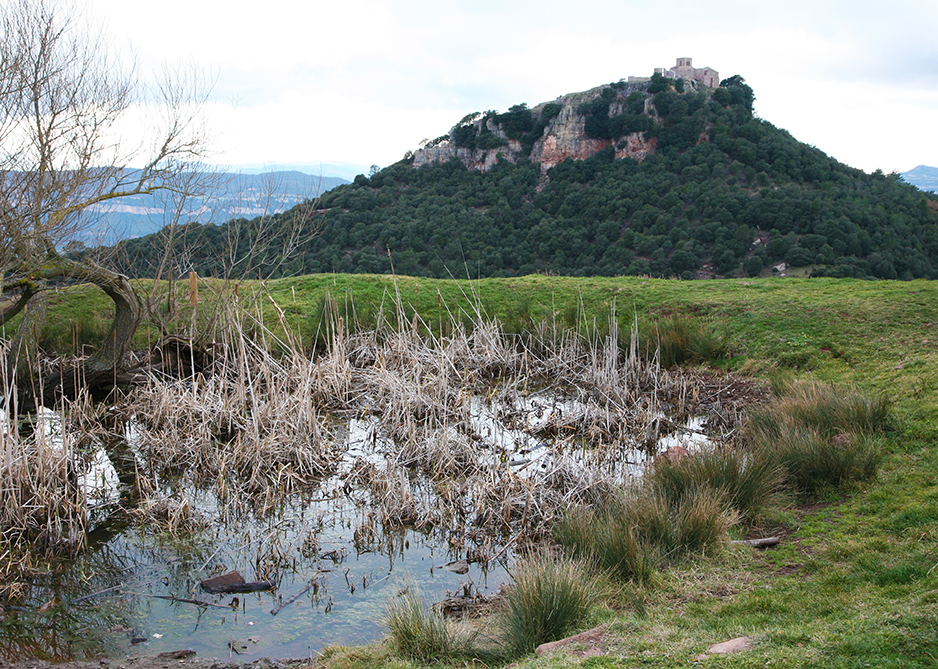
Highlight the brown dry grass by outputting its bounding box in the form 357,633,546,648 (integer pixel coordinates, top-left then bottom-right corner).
0,290,747,582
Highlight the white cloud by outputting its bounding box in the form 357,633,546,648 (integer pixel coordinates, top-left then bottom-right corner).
83,0,937,173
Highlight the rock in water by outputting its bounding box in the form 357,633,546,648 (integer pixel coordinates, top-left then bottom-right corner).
200,570,275,593
201,570,246,593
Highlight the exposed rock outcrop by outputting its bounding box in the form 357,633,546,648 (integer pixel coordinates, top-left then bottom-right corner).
412,139,520,171
411,79,688,173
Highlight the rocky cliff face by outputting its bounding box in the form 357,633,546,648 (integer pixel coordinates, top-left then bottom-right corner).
412,137,521,171
411,80,673,173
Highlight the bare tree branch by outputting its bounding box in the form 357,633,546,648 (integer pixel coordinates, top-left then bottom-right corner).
0,0,212,406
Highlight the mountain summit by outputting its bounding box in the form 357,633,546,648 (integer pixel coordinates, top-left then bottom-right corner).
112,64,938,281
902,165,938,193
412,58,722,173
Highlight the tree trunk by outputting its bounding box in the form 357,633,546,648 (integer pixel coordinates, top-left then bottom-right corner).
8,251,142,408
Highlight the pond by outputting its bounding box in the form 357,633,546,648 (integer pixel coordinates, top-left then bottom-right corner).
0,320,742,661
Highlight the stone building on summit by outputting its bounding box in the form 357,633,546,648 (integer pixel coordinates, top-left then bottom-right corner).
629,57,719,87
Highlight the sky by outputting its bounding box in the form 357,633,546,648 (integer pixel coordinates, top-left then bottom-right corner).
84,0,938,177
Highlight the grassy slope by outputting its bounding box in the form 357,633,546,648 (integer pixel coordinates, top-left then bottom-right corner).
26,275,938,667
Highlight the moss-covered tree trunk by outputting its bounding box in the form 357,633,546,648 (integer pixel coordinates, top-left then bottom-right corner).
5,250,142,408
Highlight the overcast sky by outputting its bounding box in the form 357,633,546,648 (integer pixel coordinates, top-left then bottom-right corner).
86,0,937,176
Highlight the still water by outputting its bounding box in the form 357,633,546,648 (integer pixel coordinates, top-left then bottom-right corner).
3,391,709,661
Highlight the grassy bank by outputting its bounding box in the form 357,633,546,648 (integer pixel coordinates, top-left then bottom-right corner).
43,273,938,424
16,274,938,667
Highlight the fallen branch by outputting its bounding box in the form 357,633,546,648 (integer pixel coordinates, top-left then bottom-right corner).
270,574,322,616
731,536,780,549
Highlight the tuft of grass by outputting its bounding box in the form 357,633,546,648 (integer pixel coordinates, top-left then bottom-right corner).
638,316,728,367
555,502,659,584
383,586,479,662
645,446,786,523
498,551,604,657
555,486,736,583
746,381,891,496
657,486,738,562
753,424,883,495
748,381,893,440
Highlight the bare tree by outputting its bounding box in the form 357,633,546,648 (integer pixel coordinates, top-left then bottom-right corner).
0,0,211,406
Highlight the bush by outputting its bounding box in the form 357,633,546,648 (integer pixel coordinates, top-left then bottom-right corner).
498,552,603,657
383,587,478,661
646,446,785,522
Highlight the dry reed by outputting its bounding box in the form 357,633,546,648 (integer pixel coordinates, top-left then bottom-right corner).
0,286,754,584
0,361,89,578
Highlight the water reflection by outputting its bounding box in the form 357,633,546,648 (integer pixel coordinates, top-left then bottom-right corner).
2,387,712,661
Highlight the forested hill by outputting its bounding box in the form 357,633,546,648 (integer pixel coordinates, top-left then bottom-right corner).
108,74,938,281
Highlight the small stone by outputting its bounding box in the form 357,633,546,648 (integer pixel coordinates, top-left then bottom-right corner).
443,560,470,574
654,445,691,466
695,636,754,660
535,624,607,658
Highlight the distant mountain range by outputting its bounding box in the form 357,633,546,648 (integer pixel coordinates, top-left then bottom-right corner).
79,170,348,246
232,162,373,182
901,165,938,193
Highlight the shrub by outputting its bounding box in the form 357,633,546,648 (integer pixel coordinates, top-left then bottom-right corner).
383,587,478,661
498,552,603,657
646,446,785,522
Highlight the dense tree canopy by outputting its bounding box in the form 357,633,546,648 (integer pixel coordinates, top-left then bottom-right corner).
105,75,938,282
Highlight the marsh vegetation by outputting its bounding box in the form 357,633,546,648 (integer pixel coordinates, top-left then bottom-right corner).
0,284,752,659
0,276,913,663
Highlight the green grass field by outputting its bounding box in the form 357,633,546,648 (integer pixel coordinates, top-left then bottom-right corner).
16,274,938,667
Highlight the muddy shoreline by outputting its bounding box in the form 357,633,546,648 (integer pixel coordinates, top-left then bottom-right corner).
2,656,310,669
